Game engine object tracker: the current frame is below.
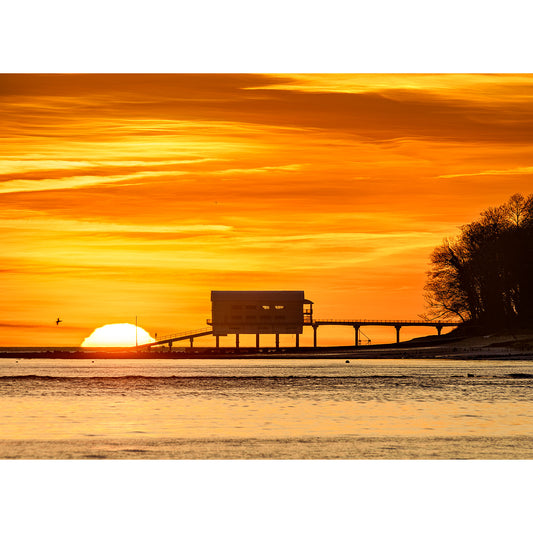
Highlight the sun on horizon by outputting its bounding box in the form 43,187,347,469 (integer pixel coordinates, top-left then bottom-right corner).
81,323,155,347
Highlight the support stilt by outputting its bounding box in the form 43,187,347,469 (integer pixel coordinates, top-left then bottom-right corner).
275,334,280,349
256,334,260,349
395,325,401,344
354,325,360,347
313,325,318,347
295,334,299,348
236,333,240,349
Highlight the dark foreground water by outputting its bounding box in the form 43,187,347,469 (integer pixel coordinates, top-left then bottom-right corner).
1,358,533,459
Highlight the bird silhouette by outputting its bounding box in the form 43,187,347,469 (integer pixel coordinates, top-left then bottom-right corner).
56,318,62,325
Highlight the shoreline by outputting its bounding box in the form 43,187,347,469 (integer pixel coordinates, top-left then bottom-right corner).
1,345,533,361
2,331,533,361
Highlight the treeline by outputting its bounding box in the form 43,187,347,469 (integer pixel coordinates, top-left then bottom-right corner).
425,193,533,327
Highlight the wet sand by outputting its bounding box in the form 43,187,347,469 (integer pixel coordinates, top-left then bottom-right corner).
2,435,533,459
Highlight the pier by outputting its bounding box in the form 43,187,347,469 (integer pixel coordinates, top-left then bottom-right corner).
139,319,460,350
137,290,461,350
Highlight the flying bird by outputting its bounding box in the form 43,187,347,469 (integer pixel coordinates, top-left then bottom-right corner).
56,318,62,325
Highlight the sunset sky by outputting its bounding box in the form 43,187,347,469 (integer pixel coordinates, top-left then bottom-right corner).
2,73,533,346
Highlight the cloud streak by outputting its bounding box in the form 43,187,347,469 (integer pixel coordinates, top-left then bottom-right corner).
436,166,533,180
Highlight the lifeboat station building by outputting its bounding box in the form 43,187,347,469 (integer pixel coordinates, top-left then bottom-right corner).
208,290,313,348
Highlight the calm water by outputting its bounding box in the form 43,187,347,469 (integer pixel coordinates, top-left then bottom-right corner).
1,358,533,459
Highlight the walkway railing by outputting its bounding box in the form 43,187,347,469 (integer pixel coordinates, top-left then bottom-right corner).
140,327,213,348
311,318,461,326
155,327,213,342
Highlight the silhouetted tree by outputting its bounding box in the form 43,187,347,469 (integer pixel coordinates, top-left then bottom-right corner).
425,193,533,327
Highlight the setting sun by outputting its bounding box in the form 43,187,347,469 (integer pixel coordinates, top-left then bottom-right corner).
81,323,155,347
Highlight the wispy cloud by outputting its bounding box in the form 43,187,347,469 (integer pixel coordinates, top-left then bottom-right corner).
0,214,233,234
436,166,533,179
0,170,191,194
212,164,304,175
0,157,220,175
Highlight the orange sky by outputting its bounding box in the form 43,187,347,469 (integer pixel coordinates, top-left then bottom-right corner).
2,73,533,346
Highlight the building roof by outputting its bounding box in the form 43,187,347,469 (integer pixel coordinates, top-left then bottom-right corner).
211,290,306,302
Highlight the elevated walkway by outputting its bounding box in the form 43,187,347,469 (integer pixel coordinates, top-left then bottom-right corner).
141,327,213,348
308,318,461,345
312,318,460,327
